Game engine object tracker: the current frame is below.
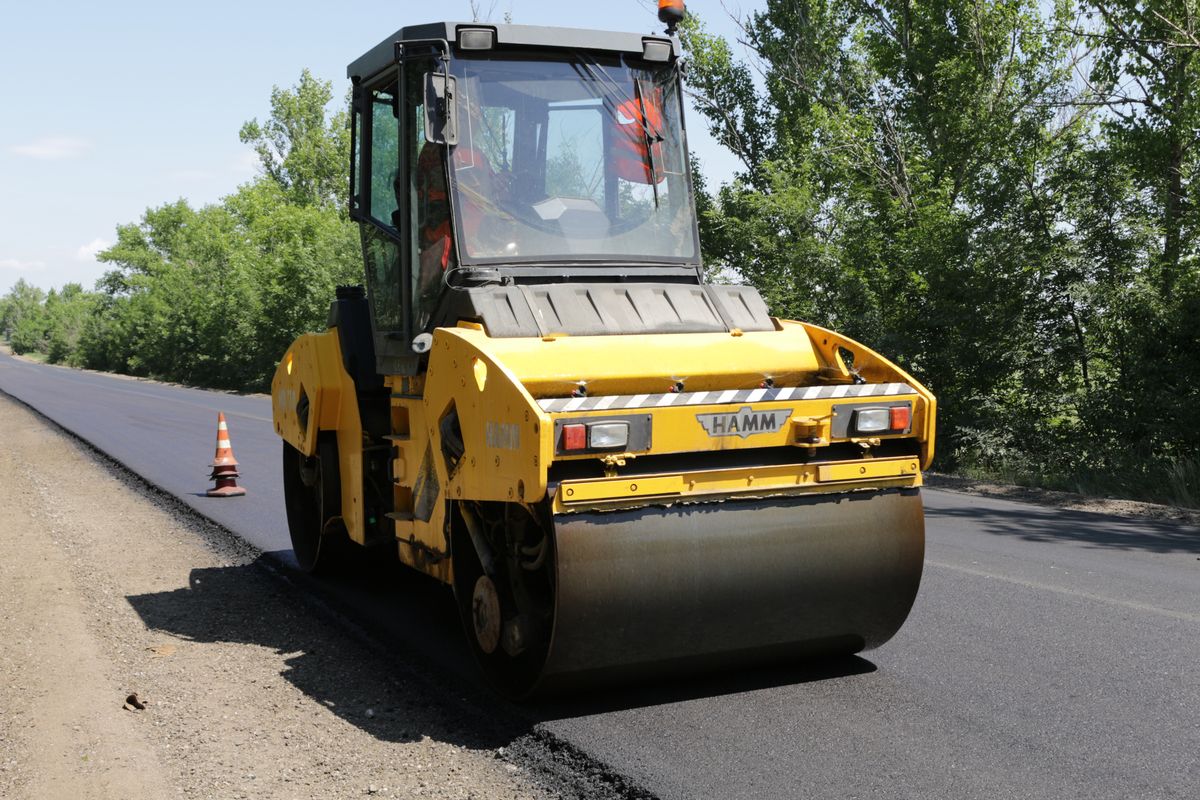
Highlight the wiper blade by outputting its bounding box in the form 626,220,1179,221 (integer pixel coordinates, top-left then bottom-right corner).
574,55,666,205
635,78,663,208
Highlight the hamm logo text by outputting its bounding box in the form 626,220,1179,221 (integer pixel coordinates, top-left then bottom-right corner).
696,406,792,439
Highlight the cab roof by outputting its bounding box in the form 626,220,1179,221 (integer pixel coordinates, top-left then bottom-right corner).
347,21,678,82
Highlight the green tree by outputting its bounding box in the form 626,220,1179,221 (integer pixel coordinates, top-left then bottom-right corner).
684,0,1084,466
44,283,97,365
682,1,1200,503
226,179,360,383
1067,0,1200,497
2,279,49,354
239,70,351,210
1087,0,1199,296
88,69,360,390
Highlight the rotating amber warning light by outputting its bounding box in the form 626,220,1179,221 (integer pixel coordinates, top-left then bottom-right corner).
658,0,685,30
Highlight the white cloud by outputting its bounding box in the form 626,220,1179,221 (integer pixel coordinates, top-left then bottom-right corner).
9,136,91,160
76,238,112,262
0,258,45,272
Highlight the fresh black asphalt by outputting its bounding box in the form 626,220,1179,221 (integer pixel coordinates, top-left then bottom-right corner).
2,350,1197,799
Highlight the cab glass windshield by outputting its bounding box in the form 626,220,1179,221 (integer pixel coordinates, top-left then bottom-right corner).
438,52,698,264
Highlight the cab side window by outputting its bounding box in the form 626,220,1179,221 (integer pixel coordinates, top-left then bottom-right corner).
406,61,449,331
361,80,404,334
369,86,401,228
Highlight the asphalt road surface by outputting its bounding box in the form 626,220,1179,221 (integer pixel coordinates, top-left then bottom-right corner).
2,350,1197,800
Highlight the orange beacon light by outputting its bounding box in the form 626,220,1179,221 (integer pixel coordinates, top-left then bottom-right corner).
658,0,685,33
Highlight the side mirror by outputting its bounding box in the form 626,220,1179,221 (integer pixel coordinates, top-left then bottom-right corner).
411,332,433,354
424,72,458,146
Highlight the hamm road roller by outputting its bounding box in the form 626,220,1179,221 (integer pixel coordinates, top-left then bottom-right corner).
272,7,936,697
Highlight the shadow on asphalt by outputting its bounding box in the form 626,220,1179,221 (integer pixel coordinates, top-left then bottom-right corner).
525,655,877,720
126,550,878,748
926,500,1200,554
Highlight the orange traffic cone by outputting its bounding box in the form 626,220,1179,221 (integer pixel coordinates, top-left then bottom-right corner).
206,412,246,497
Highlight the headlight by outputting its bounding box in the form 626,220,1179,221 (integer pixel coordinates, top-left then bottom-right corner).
587,422,629,449
852,405,912,435
853,408,891,433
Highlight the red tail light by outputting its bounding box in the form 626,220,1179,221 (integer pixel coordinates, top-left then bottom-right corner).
889,406,910,432
562,423,587,451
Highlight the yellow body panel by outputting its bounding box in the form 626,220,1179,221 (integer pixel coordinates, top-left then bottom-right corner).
384,380,452,584
444,325,822,397
271,330,367,545
273,331,348,455
798,321,938,468
272,315,937,586
553,456,923,513
422,328,553,505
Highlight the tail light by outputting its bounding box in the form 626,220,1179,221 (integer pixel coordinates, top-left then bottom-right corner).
560,421,631,452
562,424,588,451
556,416,648,455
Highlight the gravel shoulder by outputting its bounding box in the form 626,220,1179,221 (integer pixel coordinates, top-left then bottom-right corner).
0,393,553,800
924,472,1200,527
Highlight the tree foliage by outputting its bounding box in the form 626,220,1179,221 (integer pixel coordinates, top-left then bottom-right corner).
1,279,49,355
239,69,352,210
683,0,1200,504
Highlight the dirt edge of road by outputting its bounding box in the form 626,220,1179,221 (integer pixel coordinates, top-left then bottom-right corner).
0,389,560,800
0,383,676,796
925,473,1200,527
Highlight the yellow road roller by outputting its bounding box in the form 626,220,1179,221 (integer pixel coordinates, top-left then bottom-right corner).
272,10,936,697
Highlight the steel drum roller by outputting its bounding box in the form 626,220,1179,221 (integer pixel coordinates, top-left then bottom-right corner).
517,488,925,694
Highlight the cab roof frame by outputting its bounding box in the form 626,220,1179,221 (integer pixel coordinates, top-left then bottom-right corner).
347,21,678,82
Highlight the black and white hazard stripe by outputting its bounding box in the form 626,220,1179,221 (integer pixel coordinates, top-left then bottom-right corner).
536,382,916,413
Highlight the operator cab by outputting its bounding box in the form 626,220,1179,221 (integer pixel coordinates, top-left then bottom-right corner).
348,21,768,373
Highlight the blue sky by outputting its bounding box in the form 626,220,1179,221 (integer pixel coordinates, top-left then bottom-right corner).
0,0,751,294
